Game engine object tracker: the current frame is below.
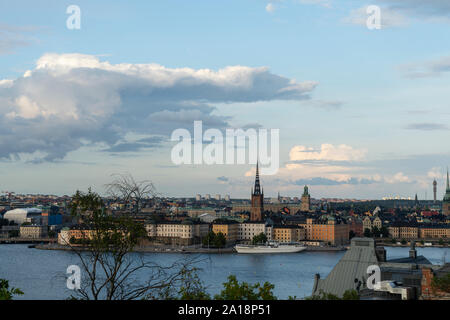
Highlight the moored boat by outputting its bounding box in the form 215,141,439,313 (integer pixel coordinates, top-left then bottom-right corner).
234,242,306,253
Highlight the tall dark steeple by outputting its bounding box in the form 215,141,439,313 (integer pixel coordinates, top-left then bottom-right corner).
250,162,264,221
254,162,261,195
443,167,450,216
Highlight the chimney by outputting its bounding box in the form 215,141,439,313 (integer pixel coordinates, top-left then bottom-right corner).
376,247,386,262
409,241,417,260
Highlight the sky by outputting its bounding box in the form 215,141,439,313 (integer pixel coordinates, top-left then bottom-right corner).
0,0,449,199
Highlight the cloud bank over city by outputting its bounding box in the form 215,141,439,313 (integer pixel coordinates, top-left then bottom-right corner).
0,53,317,161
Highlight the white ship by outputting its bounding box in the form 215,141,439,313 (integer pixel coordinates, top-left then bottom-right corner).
234,242,306,254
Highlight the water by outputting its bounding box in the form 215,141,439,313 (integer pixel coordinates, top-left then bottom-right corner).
0,244,448,300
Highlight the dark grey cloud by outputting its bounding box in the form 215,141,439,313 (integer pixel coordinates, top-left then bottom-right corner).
0,53,318,161
405,123,449,131
400,56,450,78
0,24,41,55
293,177,377,186
379,0,450,18
103,136,166,153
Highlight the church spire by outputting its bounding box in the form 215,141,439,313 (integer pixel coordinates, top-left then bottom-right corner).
253,162,261,195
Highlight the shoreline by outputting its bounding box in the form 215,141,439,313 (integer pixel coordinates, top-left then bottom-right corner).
33,243,348,253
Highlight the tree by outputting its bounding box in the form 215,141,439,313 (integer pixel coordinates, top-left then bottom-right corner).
67,187,198,300
214,275,276,300
380,226,389,238
202,231,216,247
363,228,371,237
372,226,380,238
432,273,450,293
349,230,356,240
401,239,407,245
105,173,157,216
0,279,23,300
214,232,227,248
252,233,267,245
306,289,359,300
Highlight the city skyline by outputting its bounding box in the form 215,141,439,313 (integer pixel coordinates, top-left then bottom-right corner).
1,1,450,198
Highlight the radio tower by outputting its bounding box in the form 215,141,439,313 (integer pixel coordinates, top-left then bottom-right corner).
433,179,437,203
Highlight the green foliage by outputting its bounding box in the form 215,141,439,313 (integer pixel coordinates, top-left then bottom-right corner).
213,275,276,300
156,267,211,300
349,230,356,239
363,228,371,237
371,226,380,237
306,289,359,300
214,232,226,248
432,273,450,293
69,188,146,252
438,238,445,245
202,231,226,248
252,232,267,245
401,239,407,245
48,230,57,238
305,290,341,300
202,231,216,247
8,230,19,237
342,289,360,300
0,279,24,300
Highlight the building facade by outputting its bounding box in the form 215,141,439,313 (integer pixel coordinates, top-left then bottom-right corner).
145,221,209,245
272,225,305,243
299,218,349,245
238,222,271,242
212,220,239,243
19,225,48,239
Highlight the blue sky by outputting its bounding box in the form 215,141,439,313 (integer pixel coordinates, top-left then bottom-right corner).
0,0,449,199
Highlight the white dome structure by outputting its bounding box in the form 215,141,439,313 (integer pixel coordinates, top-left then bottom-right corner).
3,208,42,225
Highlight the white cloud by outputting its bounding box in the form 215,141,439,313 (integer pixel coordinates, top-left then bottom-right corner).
297,0,331,9
385,172,410,184
427,167,445,180
289,143,367,162
0,53,318,161
266,3,276,13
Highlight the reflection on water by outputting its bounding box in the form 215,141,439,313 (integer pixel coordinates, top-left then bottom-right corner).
0,244,448,300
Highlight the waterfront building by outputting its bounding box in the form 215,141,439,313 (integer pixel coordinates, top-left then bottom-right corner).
388,224,419,240
238,221,271,242
57,227,71,245
272,225,305,243
145,220,209,245
299,218,349,245
212,219,239,243
19,225,47,239
300,186,311,212
250,163,264,222
419,225,450,239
